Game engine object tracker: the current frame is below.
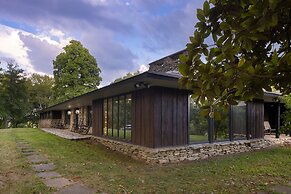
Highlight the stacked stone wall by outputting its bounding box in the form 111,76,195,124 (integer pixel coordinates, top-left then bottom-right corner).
39,119,61,128
90,137,273,164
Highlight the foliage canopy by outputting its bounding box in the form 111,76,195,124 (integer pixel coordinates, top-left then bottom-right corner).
53,40,102,103
0,62,29,127
179,0,291,113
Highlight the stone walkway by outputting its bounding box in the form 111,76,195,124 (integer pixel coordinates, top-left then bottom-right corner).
16,140,96,194
265,134,291,146
41,128,92,140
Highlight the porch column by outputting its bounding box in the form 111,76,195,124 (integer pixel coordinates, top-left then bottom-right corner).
70,109,75,130
61,110,66,124
208,108,214,143
83,106,88,126
276,102,280,138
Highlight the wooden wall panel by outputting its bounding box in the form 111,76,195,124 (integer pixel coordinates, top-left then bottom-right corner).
153,88,162,148
132,89,152,147
92,99,103,136
247,100,264,139
131,87,189,148
152,87,189,147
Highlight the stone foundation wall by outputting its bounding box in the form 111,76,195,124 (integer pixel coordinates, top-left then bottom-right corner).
90,137,274,164
39,119,61,128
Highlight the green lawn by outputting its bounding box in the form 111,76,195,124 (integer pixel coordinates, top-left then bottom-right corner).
105,128,131,141
0,129,51,193
1,128,291,193
189,134,208,142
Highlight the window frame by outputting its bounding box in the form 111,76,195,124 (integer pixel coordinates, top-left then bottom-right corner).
102,92,132,142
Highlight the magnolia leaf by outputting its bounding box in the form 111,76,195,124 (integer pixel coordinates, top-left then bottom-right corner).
214,111,221,120
178,63,190,76
203,1,210,15
197,9,206,22
179,54,188,63
272,50,278,64
200,109,209,117
238,58,246,67
220,22,229,30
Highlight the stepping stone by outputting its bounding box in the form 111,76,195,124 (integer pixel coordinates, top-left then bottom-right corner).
16,141,29,144
26,155,48,164
21,148,34,153
17,145,30,148
22,151,36,156
32,163,55,172
37,171,62,179
270,185,291,194
54,183,96,194
288,181,291,186
43,177,72,189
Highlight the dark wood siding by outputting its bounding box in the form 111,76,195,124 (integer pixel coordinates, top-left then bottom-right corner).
132,87,189,148
247,100,264,139
92,99,103,136
132,89,155,147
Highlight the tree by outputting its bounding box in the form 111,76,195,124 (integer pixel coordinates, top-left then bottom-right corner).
179,0,291,115
27,74,54,110
0,67,6,127
53,40,102,104
112,71,140,84
281,94,291,135
0,62,29,128
26,74,54,126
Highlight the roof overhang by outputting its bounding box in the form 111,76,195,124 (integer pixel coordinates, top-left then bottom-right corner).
41,71,184,112
262,91,282,103
40,71,284,113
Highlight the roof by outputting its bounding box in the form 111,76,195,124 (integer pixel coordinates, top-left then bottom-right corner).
148,49,186,73
262,90,282,103
41,71,184,112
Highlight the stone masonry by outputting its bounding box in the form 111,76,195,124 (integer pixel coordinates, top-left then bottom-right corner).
90,137,273,164
39,119,61,128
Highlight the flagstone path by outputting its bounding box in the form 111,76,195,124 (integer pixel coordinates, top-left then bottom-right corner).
16,140,96,194
41,128,92,140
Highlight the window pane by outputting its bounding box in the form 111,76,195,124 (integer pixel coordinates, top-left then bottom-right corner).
88,106,92,126
125,94,132,141
232,102,247,140
119,96,125,139
214,107,230,141
189,97,208,143
107,98,112,136
65,110,70,126
103,99,107,135
112,97,119,138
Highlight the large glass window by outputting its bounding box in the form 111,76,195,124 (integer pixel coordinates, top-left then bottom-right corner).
102,94,132,142
214,108,230,141
103,99,107,135
189,95,247,144
189,97,208,143
231,102,247,140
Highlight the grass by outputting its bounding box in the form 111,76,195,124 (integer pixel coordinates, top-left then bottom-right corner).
104,128,131,141
1,128,291,193
0,129,51,194
189,134,208,142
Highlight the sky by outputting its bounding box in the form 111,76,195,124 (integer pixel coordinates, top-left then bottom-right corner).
0,0,204,86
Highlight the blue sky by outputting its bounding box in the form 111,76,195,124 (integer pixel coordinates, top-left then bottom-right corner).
0,0,204,85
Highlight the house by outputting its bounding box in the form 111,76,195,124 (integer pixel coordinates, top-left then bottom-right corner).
39,50,282,163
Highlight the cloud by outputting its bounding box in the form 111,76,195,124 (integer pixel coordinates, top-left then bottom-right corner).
80,26,137,85
0,25,33,72
0,0,205,84
19,33,63,74
0,24,70,75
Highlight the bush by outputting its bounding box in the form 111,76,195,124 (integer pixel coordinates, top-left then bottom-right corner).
16,123,27,128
